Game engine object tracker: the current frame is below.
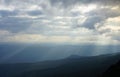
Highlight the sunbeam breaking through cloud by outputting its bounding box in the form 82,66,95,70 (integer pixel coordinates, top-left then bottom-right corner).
0,0,120,45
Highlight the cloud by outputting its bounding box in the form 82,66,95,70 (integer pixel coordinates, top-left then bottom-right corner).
50,0,120,7
96,16,120,41
0,10,18,17
27,10,43,16
0,17,32,33
0,32,117,45
80,16,102,29
0,0,120,44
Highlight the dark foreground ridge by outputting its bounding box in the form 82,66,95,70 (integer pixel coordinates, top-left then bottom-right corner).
0,53,120,77
102,60,120,77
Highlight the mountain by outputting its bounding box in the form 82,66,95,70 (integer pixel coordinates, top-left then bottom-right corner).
1,43,120,63
102,60,120,77
0,53,120,77
66,55,84,59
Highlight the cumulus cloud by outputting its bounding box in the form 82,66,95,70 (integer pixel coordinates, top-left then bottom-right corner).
0,0,120,44
96,16,120,42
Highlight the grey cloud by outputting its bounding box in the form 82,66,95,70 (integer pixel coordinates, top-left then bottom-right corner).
27,10,43,16
105,31,120,41
80,16,103,29
49,0,120,30
0,10,18,17
76,8,120,29
50,0,120,7
0,17,32,33
111,35,120,41
0,0,120,44
88,8,120,19
0,1,48,33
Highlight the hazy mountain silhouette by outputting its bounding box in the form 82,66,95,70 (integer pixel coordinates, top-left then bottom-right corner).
0,53,120,77
1,44,120,63
66,55,86,59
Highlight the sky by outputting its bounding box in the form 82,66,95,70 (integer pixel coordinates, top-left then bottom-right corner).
0,0,120,45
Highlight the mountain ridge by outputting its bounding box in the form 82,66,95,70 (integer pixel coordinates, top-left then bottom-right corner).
0,53,120,77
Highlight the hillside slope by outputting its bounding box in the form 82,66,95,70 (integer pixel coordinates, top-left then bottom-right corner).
18,54,120,77
102,60,120,77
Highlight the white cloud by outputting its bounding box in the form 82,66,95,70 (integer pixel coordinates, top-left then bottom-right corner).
71,4,97,14
96,16,120,42
0,5,15,11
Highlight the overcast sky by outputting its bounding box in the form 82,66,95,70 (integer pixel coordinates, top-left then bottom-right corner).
0,0,120,45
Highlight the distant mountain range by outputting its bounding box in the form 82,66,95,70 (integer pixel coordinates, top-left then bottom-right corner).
0,43,120,63
0,53,120,77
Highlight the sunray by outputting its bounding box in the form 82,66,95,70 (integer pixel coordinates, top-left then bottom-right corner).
0,44,32,63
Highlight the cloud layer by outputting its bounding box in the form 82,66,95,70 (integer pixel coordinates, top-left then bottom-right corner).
0,0,120,44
